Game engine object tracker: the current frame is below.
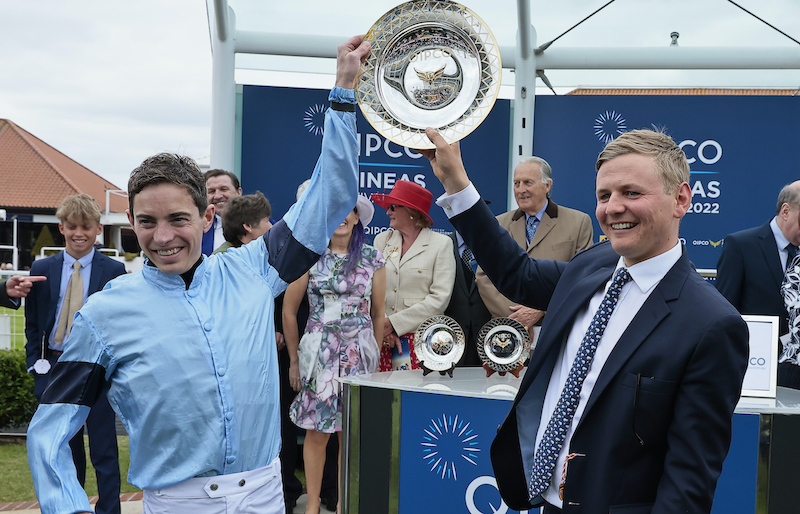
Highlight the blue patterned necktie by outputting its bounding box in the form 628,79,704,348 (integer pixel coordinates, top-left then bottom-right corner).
528,267,632,500
461,246,478,275
526,215,539,246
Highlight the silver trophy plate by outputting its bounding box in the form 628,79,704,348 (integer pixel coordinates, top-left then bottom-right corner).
357,0,502,149
477,318,532,375
414,314,465,375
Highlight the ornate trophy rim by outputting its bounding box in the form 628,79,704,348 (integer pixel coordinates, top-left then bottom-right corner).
357,0,502,149
476,317,532,373
414,314,465,371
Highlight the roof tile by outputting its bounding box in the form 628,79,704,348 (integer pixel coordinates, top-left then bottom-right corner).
0,119,127,212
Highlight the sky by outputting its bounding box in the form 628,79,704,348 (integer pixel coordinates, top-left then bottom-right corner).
1,0,798,191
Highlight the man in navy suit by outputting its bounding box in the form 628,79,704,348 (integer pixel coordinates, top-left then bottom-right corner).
716,181,800,341
422,128,748,513
25,194,126,514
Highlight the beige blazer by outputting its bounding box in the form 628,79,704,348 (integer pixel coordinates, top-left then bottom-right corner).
475,200,593,318
373,227,456,336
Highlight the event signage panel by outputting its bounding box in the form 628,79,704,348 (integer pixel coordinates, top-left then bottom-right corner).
240,85,511,242
532,95,800,270
395,389,758,513
740,315,780,398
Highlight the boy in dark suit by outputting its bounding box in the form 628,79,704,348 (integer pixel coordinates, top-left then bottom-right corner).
25,193,125,514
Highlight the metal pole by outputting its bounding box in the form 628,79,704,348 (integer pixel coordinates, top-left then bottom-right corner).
212,0,229,42
534,46,800,69
511,0,535,211
210,5,236,173
12,218,18,270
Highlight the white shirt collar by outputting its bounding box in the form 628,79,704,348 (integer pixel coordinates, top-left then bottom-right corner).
771,217,791,250
616,241,682,294
525,199,548,223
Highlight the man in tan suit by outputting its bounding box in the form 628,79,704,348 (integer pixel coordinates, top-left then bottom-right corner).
476,157,593,330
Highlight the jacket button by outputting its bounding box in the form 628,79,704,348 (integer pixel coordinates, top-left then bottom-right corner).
391,306,395,311
210,483,218,491
418,269,422,273
239,479,246,487
394,288,397,292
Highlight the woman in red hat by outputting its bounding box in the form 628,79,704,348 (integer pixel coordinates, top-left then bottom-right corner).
371,181,456,371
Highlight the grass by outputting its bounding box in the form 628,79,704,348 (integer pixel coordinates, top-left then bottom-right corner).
0,436,139,503
0,306,25,351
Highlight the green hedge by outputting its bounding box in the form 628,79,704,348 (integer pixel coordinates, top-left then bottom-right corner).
0,349,37,428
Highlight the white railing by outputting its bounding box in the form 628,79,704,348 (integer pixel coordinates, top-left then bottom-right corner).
0,270,28,351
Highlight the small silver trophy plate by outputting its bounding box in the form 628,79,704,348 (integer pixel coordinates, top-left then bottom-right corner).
414,314,465,377
477,318,532,377
357,0,502,149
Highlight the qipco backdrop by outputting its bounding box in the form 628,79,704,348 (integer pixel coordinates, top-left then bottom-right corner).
533,95,800,270
240,85,511,243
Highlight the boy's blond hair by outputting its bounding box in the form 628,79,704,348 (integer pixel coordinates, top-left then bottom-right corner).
55,194,102,225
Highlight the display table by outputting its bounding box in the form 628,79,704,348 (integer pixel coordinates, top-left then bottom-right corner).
339,368,800,514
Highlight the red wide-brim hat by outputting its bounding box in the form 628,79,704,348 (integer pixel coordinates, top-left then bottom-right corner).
370,180,434,226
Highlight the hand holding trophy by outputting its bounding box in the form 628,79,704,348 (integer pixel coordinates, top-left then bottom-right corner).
356,0,502,149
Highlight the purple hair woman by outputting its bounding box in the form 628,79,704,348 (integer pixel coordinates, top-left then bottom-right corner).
283,194,385,514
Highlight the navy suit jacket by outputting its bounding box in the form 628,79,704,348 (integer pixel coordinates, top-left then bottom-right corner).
450,200,748,514
716,221,788,335
25,251,126,370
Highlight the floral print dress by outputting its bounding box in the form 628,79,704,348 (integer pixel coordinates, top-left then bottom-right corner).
289,245,385,433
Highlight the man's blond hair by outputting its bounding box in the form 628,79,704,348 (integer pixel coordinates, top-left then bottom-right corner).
596,129,690,194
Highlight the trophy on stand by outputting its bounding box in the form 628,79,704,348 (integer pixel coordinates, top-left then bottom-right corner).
414,315,466,377
357,0,502,148
477,318,532,378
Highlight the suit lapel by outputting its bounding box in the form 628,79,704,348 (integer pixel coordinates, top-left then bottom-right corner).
46,252,65,332
507,213,528,251
449,234,471,296
89,251,104,295
378,230,403,276
401,228,430,264
758,224,784,287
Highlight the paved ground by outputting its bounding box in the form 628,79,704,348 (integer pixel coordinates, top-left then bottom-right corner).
0,493,334,513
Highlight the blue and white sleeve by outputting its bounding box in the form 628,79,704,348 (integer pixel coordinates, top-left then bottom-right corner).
262,86,359,290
